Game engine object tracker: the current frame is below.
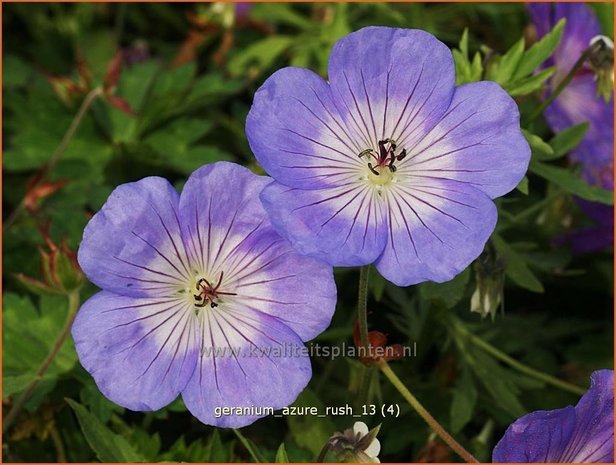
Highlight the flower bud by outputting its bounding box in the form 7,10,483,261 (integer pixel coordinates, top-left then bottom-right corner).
327,422,382,463
471,243,504,320
588,35,614,102
15,235,84,295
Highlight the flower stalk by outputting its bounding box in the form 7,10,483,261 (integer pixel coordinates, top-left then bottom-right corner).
453,319,585,396
357,266,371,350
2,289,81,434
3,86,103,233
355,268,477,463
377,360,479,463
528,41,604,123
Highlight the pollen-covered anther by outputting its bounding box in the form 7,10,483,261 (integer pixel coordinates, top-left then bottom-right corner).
360,138,405,187
193,271,236,309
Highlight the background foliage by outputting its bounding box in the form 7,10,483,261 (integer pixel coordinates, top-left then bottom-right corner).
3,2,614,463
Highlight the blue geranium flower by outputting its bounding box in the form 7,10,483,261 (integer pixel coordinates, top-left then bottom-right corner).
246,27,530,287
493,370,614,463
72,162,336,427
529,3,614,253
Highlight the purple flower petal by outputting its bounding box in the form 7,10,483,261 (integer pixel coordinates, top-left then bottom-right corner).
493,370,614,463
261,181,388,266
528,3,601,76
375,178,497,286
74,161,337,427
72,291,199,410
246,67,365,190
327,27,455,151
78,177,192,298
181,305,311,428
545,75,613,142
402,81,530,199
493,406,578,462
178,162,337,340
246,27,528,278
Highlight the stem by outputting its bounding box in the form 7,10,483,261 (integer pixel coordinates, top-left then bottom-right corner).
378,360,479,463
528,43,599,123
462,327,585,396
357,266,371,349
316,441,332,463
3,87,103,233
233,429,262,463
49,425,67,462
2,290,81,434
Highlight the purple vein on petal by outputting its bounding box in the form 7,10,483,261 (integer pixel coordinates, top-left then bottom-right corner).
342,70,376,148
359,68,379,144
112,255,184,283
309,87,364,152
389,63,425,140
147,200,192,277
131,231,189,281
290,96,358,159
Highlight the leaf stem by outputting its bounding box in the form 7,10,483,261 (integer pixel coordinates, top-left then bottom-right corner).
528,42,600,123
3,86,103,233
316,441,332,463
233,429,262,463
378,360,478,463
357,266,371,349
2,290,81,434
457,323,585,396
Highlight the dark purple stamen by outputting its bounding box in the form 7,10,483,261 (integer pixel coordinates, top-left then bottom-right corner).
359,139,405,175
194,271,236,309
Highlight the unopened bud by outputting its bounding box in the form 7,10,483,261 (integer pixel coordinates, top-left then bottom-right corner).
471,243,505,320
15,235,84,295
588,35,614,102
327,422,381,463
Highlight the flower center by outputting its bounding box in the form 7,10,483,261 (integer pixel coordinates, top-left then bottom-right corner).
358,138,406,188
192,271,236,311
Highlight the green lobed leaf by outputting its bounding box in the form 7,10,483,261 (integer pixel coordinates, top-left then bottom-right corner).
450,367,478,433
523,129,554,158
66,399,147,462
513,19,566,79
228,36,294,78
506,67,555,96
548,122,589,158
494,38,525,85
492,234,544,293
275,443,290,463
419,268,471,308
530,161,614,205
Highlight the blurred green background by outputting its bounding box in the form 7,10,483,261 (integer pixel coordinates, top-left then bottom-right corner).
3,3,614,463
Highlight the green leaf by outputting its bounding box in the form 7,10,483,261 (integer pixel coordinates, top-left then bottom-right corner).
80,383,124,424
494,38,525,84
530,161,614,205
369,266,387,301
450,368,477,433
4,55,34,87
523,129,554,158
513,19,566,79
516,176,529,195
228,36,294,77
287,389,335,455
492,234,544,293
453,28,483,84
419,268,471,308
275,443,290,463
549,122,589,158
3,373,37,398
506,67,555,96
66,399,147,462
3,294,77,408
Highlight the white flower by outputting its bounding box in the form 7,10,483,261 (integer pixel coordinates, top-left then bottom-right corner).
353,422,381,463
